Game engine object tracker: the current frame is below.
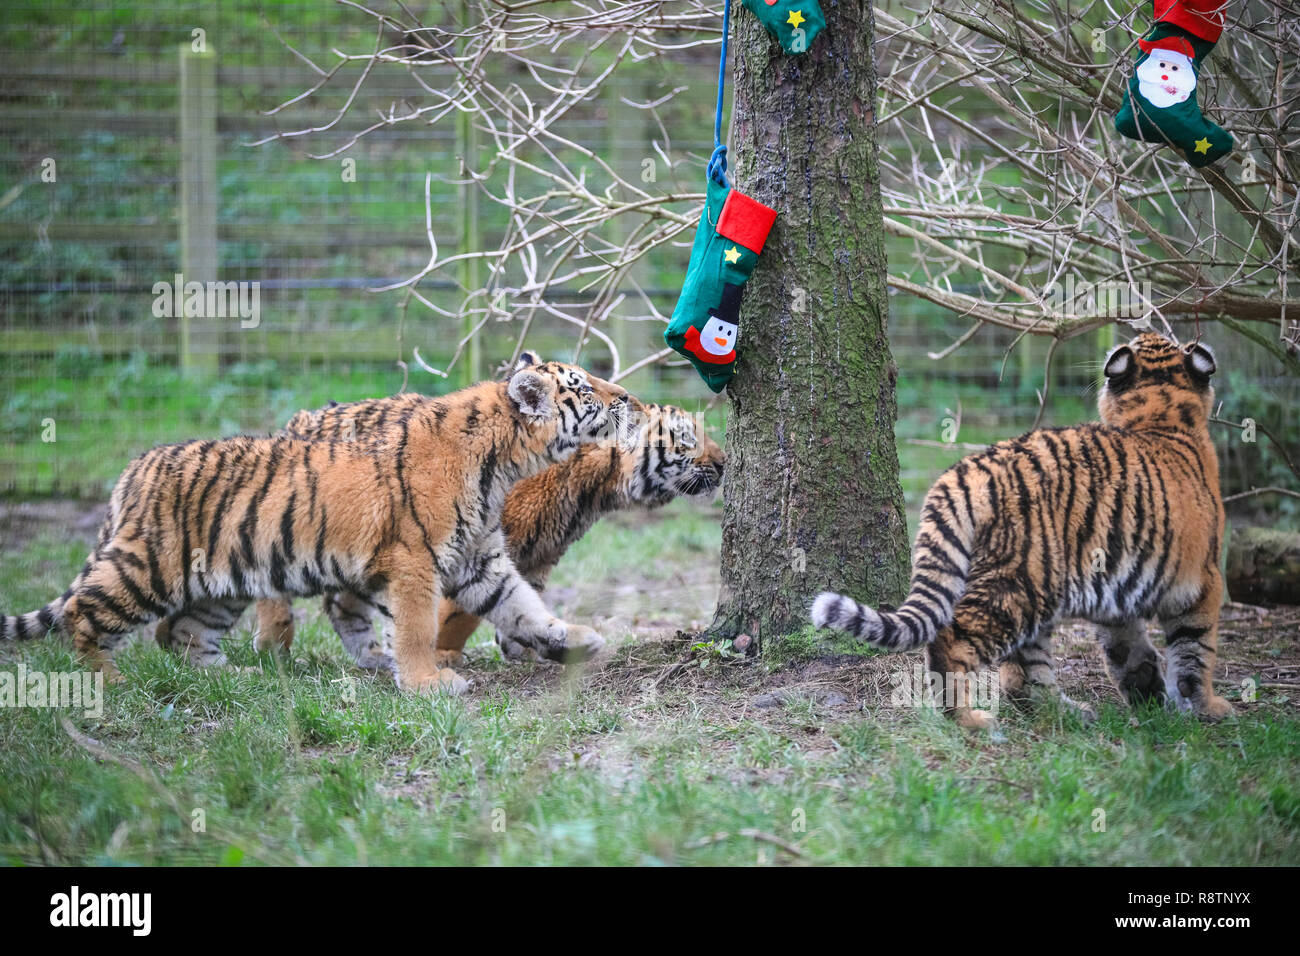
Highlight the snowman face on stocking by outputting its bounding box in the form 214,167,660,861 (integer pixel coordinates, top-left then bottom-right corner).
1136,49,1195,108
684,310,738,365
699,313,738,357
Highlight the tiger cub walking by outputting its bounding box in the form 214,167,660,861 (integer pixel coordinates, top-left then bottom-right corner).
2,361,629,695
249,386,724,671
812,333,1232,729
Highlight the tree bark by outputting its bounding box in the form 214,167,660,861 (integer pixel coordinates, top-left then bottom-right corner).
710,0,910,650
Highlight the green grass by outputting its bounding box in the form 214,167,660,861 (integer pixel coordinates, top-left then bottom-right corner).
0,355,409,497
2,505,1297,866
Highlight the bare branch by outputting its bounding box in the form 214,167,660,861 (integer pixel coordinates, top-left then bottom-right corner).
251,0,1300,382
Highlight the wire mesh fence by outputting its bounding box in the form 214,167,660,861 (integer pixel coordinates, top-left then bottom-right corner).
1,1,1295,523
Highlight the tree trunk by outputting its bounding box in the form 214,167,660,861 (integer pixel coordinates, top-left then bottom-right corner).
710,0,910,651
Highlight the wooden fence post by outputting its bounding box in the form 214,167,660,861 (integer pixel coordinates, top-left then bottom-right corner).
179,42,218,376
456,98,482,387
457,0,482,387
603,71,648,389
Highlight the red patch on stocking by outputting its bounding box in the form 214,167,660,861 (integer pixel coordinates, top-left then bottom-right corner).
716,190,778,255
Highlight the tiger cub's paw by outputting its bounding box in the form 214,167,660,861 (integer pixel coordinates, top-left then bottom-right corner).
351,639,394,673
100,661,126,686
954,708,998,732
1061,695,1097,724
1197,694,1233,721
1117,658,1167,705
433,648,466,670
542,622,605,664
496,634,541,662
403,668,471,696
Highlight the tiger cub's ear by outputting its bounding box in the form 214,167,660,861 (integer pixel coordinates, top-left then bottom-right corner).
1184,342,1216,383
1103,344,1135,381
495,350,543,381
507,369,556,420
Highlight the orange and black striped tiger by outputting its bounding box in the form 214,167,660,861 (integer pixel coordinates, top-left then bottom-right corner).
1,360,630,695
245,381,724,671
812,333,1231,730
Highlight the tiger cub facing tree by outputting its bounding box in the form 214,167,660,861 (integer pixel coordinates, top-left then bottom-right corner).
813,333,1231,730
2,360,630,695
247,369,724,672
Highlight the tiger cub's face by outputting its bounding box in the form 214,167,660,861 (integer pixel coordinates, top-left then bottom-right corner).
1099,331,1216,430
625,403,725,505
507,357,630,450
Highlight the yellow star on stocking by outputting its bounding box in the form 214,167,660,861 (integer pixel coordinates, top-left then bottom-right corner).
723,246,742,265
787,10,805,28
1193,137,1212,155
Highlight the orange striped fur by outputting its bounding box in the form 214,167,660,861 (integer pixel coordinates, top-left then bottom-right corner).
2,360,630,694
247,375,723,670
812,333,1230,729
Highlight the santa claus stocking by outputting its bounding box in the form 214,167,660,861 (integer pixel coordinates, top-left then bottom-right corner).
739,0,825,54
665,172,777,392
1114,0,1233,167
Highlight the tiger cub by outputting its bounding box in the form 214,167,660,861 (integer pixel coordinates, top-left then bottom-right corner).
812,333,1231,729
2,361,630,695
249,374,724,671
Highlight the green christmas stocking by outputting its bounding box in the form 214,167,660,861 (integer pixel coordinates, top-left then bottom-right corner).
665,173,777,393
1114,12,1232,168
740,0,825,55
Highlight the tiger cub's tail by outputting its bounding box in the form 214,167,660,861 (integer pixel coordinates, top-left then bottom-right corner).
0,594,68,643
810,481,975,652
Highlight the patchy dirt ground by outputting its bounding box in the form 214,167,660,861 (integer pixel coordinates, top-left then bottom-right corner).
466,605,1300,725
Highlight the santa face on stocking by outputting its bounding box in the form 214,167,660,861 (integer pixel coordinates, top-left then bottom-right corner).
1111,7,1234,170
1136,48,1195,108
